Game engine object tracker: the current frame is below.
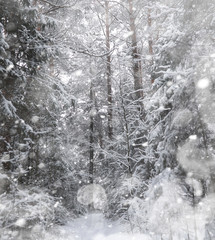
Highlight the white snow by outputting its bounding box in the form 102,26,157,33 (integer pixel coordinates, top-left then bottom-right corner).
31,115,40,123
1,153,10,162
73,70,83,77
185,177,203,197
15,218,26,227
54,201,60,208
89,108,97,117
197,78,210,89
177,138,215,178
44,213,152,240
189,135,197,140
38,162,46,169
142,142,148,147
171,109,192,129
6,63,14,72
123,31,134,39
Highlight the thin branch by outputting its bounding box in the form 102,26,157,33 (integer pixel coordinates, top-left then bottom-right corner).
69,46,115,58
41,0,77,8
41,0,78,14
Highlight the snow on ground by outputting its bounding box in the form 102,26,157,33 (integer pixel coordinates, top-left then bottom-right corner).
44,213,152,240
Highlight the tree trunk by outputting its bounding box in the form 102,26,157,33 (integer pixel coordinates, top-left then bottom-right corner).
119,78,132,175
89,76,94,184
128,0,143,101
147,8,154,84
105,1,113,140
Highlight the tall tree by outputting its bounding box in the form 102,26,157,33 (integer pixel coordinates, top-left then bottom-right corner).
128,0,143,102
105,0,113,140
89,68,95,184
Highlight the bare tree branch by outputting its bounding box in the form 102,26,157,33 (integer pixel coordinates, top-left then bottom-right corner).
40,0,78,13
69,46,115,58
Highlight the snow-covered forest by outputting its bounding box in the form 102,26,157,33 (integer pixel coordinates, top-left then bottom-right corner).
1,0,215,239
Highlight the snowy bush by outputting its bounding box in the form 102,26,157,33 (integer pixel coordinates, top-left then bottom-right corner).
132,168,215,240
0,187,67,239
127,197,146,232
106,175,146,222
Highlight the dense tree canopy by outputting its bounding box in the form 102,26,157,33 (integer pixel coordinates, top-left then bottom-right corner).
1,0,215,239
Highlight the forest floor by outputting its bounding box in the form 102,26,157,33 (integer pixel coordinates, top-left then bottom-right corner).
44,213,152,240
